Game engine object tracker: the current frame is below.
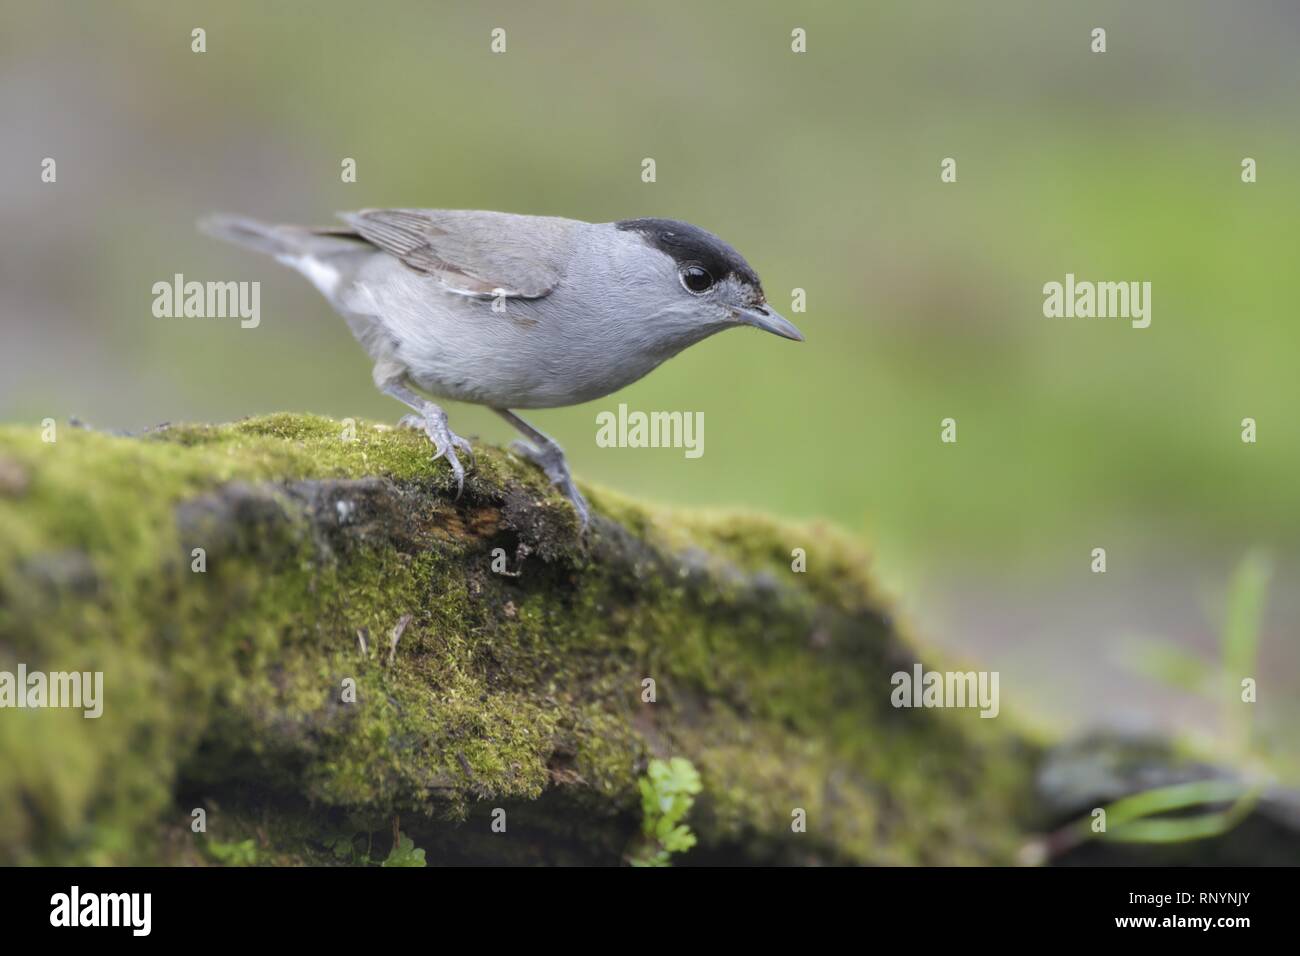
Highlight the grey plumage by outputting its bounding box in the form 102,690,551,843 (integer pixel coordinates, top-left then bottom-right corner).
199,208,802,526
340,209,577,298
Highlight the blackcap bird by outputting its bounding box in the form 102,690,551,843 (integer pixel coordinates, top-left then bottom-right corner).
199,209,803,526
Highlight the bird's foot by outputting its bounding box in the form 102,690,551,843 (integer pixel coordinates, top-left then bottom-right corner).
510,439,590,529
398,404,474,497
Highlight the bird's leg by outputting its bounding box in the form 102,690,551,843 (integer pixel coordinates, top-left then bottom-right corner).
495,409,589,528
383,380,474,497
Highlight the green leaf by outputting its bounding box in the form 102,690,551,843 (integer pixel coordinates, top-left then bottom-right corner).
1099,780,1260,844
631,757,701,866
1222,553,1270,684
1123,639,1214,694
382,832,427,867
204,837,258,867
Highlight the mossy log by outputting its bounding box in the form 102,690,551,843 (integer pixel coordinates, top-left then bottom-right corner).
1,413,1039,865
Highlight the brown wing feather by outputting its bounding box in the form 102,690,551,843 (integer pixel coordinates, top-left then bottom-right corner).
338,209,578,298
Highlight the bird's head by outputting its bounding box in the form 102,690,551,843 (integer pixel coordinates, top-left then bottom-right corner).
614,217,804,343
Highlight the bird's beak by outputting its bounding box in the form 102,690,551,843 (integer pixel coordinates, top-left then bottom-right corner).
735,304,804,341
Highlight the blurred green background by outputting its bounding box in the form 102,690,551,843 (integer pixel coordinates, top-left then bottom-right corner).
1,1,1295,761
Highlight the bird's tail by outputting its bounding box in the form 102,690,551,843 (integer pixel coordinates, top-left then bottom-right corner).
197,213,304,257
199,213,364,257
199,213,367,298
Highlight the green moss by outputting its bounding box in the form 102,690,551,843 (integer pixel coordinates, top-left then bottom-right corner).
0,414,1036,865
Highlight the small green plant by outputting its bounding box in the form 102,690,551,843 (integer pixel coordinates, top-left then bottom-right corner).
1038,553,1274,860
628,757,702,866
202,837,259,867
324,831,372,866
381,831,427,867
1125,552,1272,753
319,821,425,866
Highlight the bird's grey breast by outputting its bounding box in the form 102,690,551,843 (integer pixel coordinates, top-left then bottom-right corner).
333,216,688,408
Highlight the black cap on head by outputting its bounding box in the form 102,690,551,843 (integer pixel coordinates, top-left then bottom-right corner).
616,218,763,295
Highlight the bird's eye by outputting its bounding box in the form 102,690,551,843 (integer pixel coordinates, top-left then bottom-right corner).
679,265,714,294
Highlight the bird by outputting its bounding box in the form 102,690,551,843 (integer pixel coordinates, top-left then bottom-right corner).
199,209,804,527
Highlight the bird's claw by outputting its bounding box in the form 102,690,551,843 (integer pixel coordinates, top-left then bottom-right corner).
399,407,473,498
510,439,590,529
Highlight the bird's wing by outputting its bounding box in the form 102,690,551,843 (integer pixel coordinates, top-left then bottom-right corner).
337,209,580,298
